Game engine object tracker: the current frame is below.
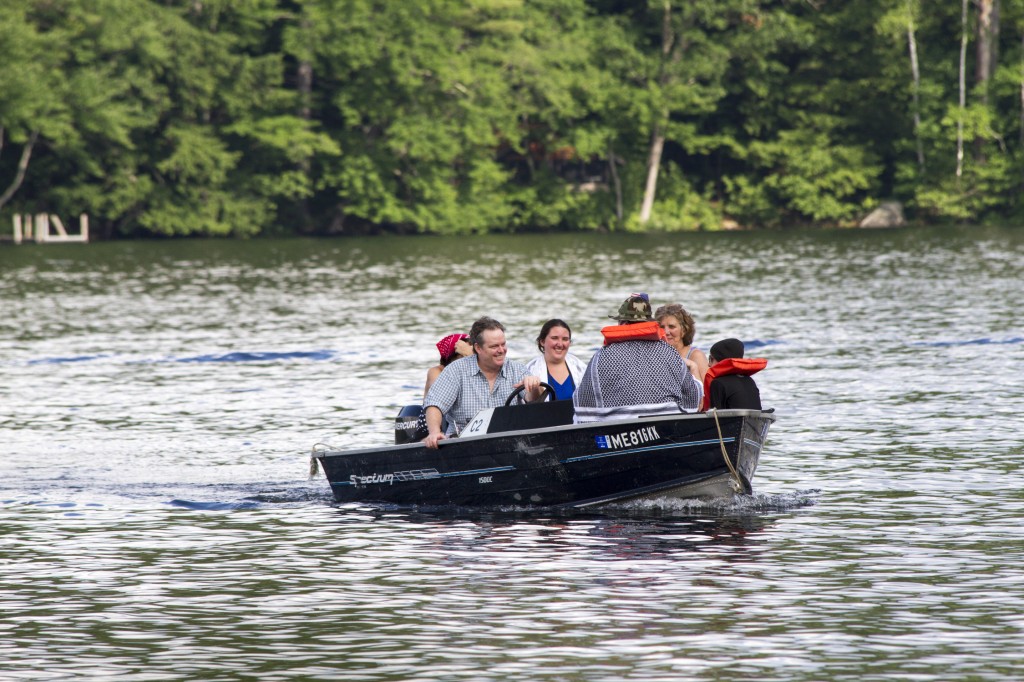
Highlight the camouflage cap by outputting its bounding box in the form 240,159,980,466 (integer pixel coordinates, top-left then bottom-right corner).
609,293,654,323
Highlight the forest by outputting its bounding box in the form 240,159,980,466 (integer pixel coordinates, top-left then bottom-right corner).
0,0,1019,238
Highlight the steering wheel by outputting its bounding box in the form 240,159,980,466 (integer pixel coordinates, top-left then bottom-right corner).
504,382,555,406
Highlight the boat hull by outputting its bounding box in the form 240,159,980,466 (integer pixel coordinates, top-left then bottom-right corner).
313,409,775,509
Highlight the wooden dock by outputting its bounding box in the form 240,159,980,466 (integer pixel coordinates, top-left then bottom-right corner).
2,214,89,244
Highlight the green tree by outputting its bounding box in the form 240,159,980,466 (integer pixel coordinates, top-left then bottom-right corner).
296,0,615,234
716,1,892,226
0,3,88,213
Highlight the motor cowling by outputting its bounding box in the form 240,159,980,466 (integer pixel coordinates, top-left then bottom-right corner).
394,404,425,445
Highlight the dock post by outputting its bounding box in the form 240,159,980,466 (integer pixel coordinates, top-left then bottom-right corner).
7,212,91,244
51,214,68,237
35,213,48,242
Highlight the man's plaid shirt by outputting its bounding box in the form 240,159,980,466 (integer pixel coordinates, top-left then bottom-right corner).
424,354,532,435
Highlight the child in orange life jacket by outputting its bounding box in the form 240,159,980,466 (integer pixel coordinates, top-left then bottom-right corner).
702,338,766,411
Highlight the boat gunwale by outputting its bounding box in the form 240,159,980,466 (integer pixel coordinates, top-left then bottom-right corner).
313,409,776,459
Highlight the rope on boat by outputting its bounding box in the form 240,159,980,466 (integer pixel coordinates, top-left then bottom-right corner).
308,442,333,479
710,408,744,494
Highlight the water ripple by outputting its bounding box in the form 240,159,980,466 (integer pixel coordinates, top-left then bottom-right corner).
2,228,1024,680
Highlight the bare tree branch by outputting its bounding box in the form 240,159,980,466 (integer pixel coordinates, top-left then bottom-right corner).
0,130,39,211
956,0,967,184
906,2,925,172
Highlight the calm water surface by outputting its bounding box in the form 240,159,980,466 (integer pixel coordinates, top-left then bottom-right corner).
2,227,1023,680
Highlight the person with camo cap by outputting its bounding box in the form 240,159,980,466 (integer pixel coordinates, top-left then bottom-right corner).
573,293,703,423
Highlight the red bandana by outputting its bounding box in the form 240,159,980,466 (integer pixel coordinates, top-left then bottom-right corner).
436,333,469,362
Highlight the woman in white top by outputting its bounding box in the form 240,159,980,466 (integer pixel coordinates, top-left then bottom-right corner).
525,319,588,401
654,303,707,382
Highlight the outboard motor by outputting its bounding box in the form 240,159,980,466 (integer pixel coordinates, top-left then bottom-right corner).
394,404,425,445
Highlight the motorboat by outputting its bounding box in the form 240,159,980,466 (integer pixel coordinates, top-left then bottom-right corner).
310,389,775,508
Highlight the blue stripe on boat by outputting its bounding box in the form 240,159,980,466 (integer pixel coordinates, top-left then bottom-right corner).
330,464,516,486
439,466,516,478
560,437,735,464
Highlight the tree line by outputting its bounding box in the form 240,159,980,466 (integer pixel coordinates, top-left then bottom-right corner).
0,0,1019,238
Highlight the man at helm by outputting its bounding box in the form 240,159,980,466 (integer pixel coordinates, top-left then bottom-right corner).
423,316,544,448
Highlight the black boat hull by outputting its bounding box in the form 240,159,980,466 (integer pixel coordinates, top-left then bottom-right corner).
312,408,775,508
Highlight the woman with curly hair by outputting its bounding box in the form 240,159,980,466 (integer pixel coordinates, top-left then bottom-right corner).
654,303,708,383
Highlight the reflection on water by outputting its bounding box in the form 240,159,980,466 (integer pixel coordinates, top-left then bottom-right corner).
363,504,793,560
2,226,1024,680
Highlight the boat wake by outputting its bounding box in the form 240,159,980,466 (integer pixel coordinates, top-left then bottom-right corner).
2,479,333,513
169,499,263,510
608,488,820,514
326,489,820,520
159,481,334,509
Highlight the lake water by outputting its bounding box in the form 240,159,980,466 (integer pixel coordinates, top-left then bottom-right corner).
2,227,1023,680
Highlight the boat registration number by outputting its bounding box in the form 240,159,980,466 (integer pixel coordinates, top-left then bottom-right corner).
595,425,661,450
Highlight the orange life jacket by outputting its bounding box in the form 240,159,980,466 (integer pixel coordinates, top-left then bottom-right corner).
601,321,666,345
702,357,767,411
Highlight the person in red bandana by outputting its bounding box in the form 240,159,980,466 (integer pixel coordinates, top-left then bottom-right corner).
424,333,473,398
